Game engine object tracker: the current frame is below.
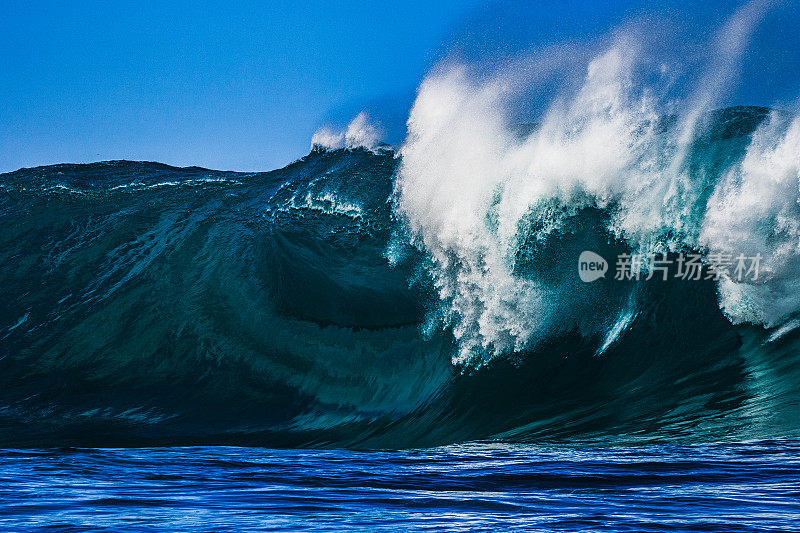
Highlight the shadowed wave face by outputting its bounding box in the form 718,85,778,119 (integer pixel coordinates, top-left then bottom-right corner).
1,107,800,449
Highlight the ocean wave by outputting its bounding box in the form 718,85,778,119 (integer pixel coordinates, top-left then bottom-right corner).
2,4,800,447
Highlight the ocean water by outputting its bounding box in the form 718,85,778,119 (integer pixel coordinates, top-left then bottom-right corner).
3,442,800,532
4,36,800,528
3,108,800,450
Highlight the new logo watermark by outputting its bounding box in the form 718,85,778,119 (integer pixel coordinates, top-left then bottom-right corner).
578,251,763,283
578,251,608,282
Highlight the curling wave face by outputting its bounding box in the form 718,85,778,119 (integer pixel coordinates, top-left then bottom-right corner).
3,28,800,446
2,103,800,448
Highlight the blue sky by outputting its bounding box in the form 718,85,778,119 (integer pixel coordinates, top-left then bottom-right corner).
1,1,798,172
0,0,486,172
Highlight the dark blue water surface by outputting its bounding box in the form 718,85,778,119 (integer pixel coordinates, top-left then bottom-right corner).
2,441,800,532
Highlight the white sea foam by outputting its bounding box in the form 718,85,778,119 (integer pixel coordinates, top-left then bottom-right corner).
311,112,384,152
702,114,800,326
394,1,791,365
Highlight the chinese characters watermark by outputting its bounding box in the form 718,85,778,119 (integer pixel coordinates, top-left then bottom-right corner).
578,251,763,283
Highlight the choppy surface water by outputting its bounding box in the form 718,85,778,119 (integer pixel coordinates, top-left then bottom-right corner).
2,441,799,532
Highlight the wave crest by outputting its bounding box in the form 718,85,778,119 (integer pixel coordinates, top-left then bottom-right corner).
396,23,798,365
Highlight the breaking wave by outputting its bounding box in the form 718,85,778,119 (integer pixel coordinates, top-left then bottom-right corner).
2,1,800,448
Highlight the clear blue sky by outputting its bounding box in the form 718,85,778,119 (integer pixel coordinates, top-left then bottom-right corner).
0,0,487,172
2,1,798,172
